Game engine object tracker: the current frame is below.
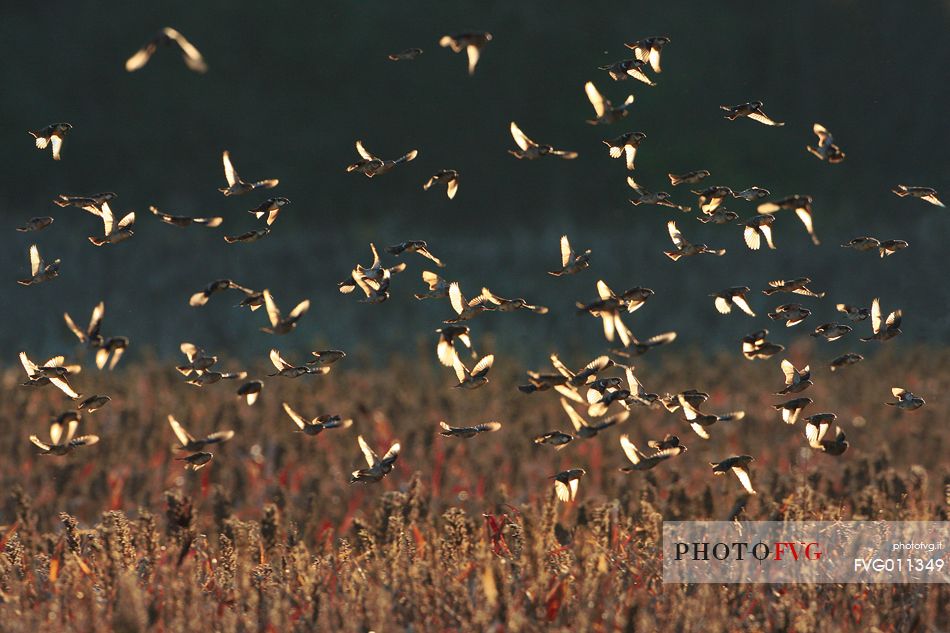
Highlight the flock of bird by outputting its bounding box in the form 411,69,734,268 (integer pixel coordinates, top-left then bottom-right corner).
17,27,943,502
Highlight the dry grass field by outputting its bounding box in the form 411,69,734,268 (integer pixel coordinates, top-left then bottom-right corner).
0,346,947,632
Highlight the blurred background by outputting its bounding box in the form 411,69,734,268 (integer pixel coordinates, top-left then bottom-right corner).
1,0,948,366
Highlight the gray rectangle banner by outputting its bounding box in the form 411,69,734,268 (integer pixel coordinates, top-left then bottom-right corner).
662,521,949,583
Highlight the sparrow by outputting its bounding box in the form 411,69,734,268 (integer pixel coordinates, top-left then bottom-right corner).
445,282,494,323
414,270,451,300
664,220,726,261
508,122,578,160
757,195,820,245
772,397,813,425
598,59,655,85
679,396,745,439
63,301,105,349
533,431,574,450
743,214,777,250
860,297,902,342
836,304,870,322
386,240,445,267
648,434,683,451
892,185,944,207
776,359,812,395
439,420,502,438
189,279,255,307
741,329,785,360
584,82,635,125
624,36,670,73
176,343,217,376
248,197,291,226
283,402,353,435
550,354,614,388
611,331,677,357
576,280,641,347
268,349,327,378
88,202,135,246
561,398,629,438
150,205,222,228
879,240,909,258
711,287,756,316
452,354,494,389
346,141,418,177
308,350,346,367
338,243,408,293
423,170,460,199
628,178,690,211
549,234,591,277
350,435,400,483
435,325,474,368
668,170,710,186
551,468,586,503
519,371,570,395
177,452,214,470
806,123,845,163
660,389,710,414
236,289,267,310
439,32,492,75
769,304,811,328
224,228,270,243
829,353,864,372
17,244,60,286
53,192,117,211
733,187,771,202
692,186,733,213
77,394,111,413
885,388,925,410
186,369,247,387
16,217,54,232
96,337,129,371
762,277,825,298
29,123,72,160
236,380,263,406
261,290,309,335
720,101,784,126
841,237,880,252
697,207,739,225
710,456,757,494
19,352,81,399
125,27,207,73
604,132,647,169
30,415,98,455
619,364,661,408
811,323,852,341
805,419,848,455
480,287,548,314
168,415,234,451
218,150,278,196
351,268,394,304
618,434,685,472
388,48,423,61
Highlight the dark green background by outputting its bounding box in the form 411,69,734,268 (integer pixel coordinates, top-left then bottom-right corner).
2,1,947,364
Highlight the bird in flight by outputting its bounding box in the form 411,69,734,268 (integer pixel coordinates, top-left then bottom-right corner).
17,244,60,286
19,352,80,399
549,234,591,277
30,413,98,456
189,279,256,308
268,349,327,378
710,456,757,494
885,387,925,410
628,178,690,211
720,101,784,126
261,290,310,335
346,141,418,177
283,403,353,435
757,195,820,245
711,287,756,316
88,202,135,246
386,240,445,267
388,48,423,61
168,415,234,452
150,205,222,228
350,435,400,483
508,122,578,160
598,59,655,85
423,170,460,200
892,185,943,208
439,421,502,438
829,353,864,372
439,32,492,75
618,434,685,472
551,468,586,503
624,36,670,73
218,150,279,196
860,297,902,342
247,197,291,226
125,27,207,73
452,354,494,389
806,123,845,163
773,397,813,425
668,170,710,186
811,323,852,341
603,132,646,170
741,329,784,360
584,82,635,125
804,414,848,455
29,123,72,160
776,359,813,395
664,220,726,261
16,217,54,232
435,325,475,368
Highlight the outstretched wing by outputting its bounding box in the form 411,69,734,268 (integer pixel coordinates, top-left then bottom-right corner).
168,415,193,446
667,221,685,248
465,44,480,75
619,434,641,465
29,244,41,276
283,402,308,430
509,122,532,151
732,466,756,494
870,297,882,334
164,27,208,73
125,40,157,72
222,151,239,186
263,290,281,327
355,140,375,161
357,435,378,467
560,398,588,431
584,82,605,118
